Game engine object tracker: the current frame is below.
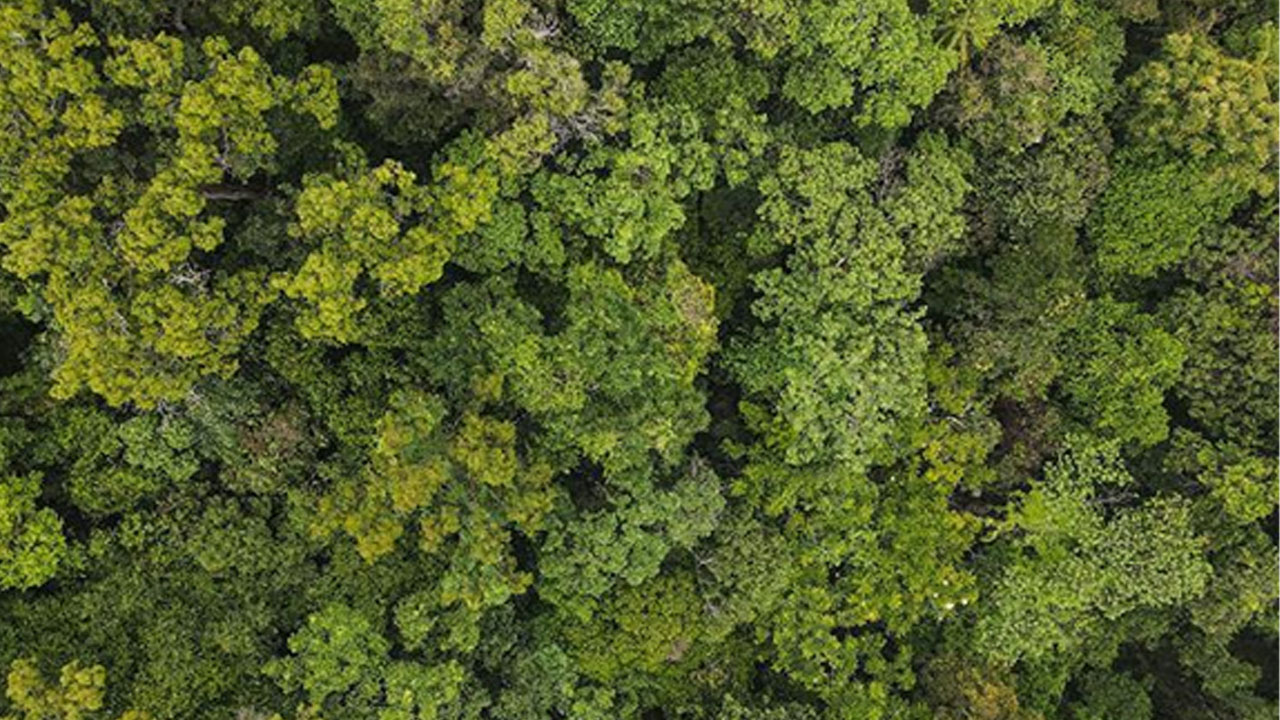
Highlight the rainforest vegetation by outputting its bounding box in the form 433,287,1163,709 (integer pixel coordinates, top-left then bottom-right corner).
0,0,1276,717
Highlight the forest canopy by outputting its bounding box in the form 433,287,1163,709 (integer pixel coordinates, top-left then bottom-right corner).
0,0,1276,718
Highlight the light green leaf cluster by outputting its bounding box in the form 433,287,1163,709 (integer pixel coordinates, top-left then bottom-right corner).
977,438,1212,664
0,473,66,590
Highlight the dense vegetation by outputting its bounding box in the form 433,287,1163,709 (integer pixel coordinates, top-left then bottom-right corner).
0,0,1276,717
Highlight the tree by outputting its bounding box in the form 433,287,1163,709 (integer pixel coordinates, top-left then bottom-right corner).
3,659,104,720
264,603,389,707
0,473,65,590
1058,297,1185,447
974,437,1212,665
279,146,498,343
1091,27,1277,278
729,135,969,473
0,4,337,407
941,2,1124,155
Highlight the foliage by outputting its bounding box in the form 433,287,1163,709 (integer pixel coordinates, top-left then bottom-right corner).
0,474,65,590
0,0,1274,718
